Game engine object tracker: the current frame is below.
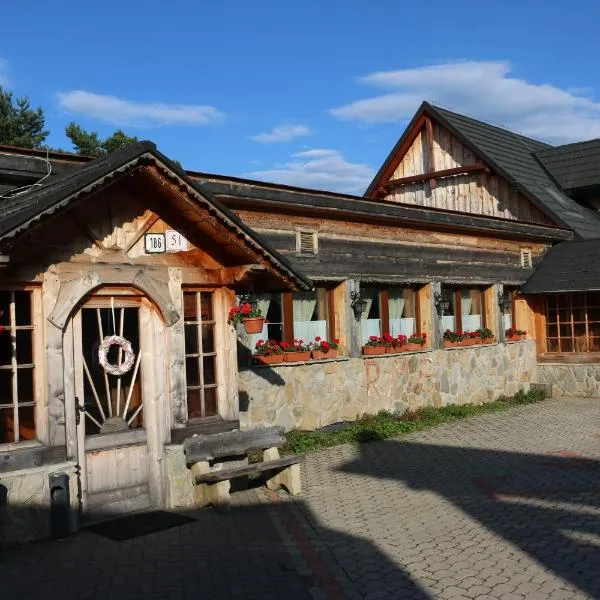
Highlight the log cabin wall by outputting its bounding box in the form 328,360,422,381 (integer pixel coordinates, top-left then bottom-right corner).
383,123,554,226
231,209,550,285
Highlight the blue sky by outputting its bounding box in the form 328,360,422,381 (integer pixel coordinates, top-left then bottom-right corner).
3,0,600,194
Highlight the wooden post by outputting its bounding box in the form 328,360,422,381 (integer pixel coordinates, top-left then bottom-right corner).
484,284,499,339
347,280,362,357
167,268,187,430
418,283,433,349
430,282,442,349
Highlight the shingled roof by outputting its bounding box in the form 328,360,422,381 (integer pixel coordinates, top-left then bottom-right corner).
535,139,600,193
0,141,312,290
521,239,600,293
367,102,600,240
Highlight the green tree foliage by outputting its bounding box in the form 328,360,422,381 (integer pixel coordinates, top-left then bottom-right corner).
65,122,139,157
0,86,49,148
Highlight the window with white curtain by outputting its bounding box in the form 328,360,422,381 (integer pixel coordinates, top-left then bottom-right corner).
440,286,484,332
388,288,416,337
248,293,283,347
361,287,382,344
292,289,329,342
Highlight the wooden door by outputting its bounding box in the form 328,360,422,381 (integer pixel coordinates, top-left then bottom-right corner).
71,294,161,519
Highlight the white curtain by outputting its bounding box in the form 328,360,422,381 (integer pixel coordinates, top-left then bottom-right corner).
503,312,513,332
293,292,326,342
441,315,456,332
361,290,381,344
389,290,415,336
461,289,481,331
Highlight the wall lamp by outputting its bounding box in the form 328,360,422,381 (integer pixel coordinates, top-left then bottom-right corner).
350,291,368,321
434,290,451,317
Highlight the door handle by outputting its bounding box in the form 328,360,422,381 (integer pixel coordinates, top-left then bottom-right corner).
75,397,86,425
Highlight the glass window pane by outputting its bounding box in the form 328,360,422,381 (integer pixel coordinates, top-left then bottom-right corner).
293,290,328,342
0,407,15,443
441,286,455,316
17,368,34,404
251,293,283,345
200,294,213,321
14,292,32,326
187,389,202,419
461,288,482,331
0,369,12,405
547,324,558,337
546,338,559,352
560,338,573,352
559,324,572,337
558,309,570,323
389,288,416,337
0,333,11,367
204,387,217,416
185,324,198,355
360,287,381,345
186,357,200,387
183,293,197,321
0,292,10,326
588,308,600,322
201,325,214,354
573,308,586,322
557,294,569,308
574,323,586,337
571,294,585,308
18,405,35,441
16,330,33,364
203,356,216,386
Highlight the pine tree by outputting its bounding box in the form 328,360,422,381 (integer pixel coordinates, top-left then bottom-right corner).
0,86,49,148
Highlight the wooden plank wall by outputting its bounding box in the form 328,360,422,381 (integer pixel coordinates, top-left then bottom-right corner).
386,123,554,226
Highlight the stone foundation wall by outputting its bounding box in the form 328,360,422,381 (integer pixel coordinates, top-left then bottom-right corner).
0,462,79,546
538,363,600,397
164,445,195,509
239,341,537,431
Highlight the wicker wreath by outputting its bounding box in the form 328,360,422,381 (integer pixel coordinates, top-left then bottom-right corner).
98,335,135,376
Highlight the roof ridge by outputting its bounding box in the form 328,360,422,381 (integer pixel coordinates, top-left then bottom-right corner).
428,103,553,148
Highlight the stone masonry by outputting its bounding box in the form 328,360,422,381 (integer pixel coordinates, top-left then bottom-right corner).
239,340,537,430
538,363,600,397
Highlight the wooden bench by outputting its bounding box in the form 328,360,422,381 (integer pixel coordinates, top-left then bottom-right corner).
183,426,303,511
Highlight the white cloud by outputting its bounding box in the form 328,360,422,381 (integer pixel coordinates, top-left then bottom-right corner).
244,148,375,195
57,90,224,127
330,60,600,143
251,123,312,143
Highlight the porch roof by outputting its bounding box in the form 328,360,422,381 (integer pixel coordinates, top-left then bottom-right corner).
0,141,312,291
521,239,600,293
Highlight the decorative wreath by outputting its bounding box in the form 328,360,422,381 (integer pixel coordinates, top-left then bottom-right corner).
98,335,135,376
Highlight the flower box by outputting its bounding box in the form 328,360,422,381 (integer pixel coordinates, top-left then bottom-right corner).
385,346,395,353
311,349,338,360
443,340,459,348
481,337,494,345
404,342,424,352
507,334,524,342
283,351,311,362
252,354,282,365
241,317,266,334
462,338,480,346
363,345,386,356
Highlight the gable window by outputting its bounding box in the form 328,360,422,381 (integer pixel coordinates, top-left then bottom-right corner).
0,291,36,444
545,292,600,353
248,287,334,346
360,286,419,344
183,291,218,419
296,230,318,255
520,249,533,269
441,286,484,332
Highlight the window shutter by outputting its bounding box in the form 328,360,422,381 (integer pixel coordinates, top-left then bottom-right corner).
297,231,317,254
520,249,532,269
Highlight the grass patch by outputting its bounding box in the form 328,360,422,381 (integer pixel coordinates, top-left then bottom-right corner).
279,388,548,457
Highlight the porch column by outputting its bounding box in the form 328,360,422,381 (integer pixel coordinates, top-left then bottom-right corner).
430,281,442,349
347,279,363,358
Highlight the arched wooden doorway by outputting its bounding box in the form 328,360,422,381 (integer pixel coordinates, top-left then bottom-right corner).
65,287,169,519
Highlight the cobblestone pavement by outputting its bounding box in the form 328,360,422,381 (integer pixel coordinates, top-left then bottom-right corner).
2,397,600,599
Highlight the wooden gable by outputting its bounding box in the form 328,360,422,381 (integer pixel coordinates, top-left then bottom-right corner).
373,117,555,226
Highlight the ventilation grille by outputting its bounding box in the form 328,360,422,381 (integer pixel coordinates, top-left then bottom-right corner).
520,249,533,269
297,231,317,255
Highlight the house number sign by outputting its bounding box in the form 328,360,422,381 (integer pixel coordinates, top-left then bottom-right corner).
145,233,166,254
165,230,188,252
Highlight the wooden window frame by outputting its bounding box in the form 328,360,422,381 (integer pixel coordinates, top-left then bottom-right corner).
542,292,600,357
0,289,37,447
183,290,218,421
443,286,487,332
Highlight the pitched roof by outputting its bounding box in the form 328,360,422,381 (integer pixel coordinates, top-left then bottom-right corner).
535,139,600,192
366,102,600,240
0,141,312,290
521,239,600,293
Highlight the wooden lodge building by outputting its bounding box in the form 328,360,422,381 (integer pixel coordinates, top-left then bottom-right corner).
2,101,600,544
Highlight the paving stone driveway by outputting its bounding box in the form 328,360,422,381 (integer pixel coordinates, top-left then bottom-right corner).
3,397,600,599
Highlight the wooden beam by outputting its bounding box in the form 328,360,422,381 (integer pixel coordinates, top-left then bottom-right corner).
425,117,437,190
385,163,489,188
